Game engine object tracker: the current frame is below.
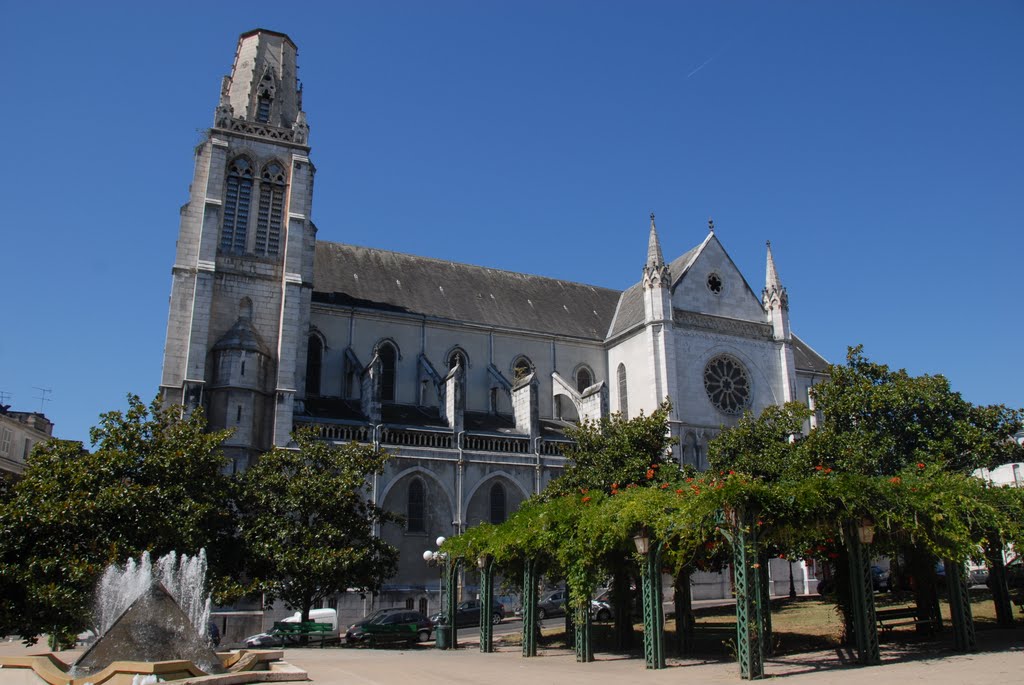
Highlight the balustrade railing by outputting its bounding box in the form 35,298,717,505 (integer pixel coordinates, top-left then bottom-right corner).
298,419,568,457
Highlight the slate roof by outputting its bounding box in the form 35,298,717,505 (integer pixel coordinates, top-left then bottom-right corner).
313,242,621,340
607,244,702,338
792,335,830,373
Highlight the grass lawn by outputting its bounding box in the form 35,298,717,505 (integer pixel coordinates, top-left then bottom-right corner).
512,588,1014,658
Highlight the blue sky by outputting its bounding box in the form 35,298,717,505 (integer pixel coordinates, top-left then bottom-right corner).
2,1,1022,444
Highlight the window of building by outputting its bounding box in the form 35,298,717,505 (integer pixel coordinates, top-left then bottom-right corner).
405,597,415,610
617,363,628,418
328,597,338,610
407,478,425,533
576,367,593,393
707,273,723,294
512,356,533,382
256,93,272,123
447,348,467,372
344,357,358,399
489,482,507,524
703,355,751,415
221,157,253,253
306,335,323,397
419,598,428,616
378,342,397,402
255,162,286,256
0,428,11,456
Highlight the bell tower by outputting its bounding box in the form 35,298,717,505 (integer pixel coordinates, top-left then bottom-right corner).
160,29,316,469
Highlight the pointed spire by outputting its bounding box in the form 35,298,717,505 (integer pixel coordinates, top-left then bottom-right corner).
642,212,670,289
765,240,781,291
646,212,665,267
762,240,788,311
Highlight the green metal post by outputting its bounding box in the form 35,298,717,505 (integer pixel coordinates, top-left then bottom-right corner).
731,510,763,679
574,599,593,663
442,557,460,650
845,522,880,665
522,559,539,657
479,557,495,653
945,559,977,652
641,541,666,669
758,549,773,657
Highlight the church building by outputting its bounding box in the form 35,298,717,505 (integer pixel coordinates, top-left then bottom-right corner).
160,29,828,613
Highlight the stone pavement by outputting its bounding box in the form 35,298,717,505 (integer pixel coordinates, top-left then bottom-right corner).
279,630,1023,685
2,630,1021,684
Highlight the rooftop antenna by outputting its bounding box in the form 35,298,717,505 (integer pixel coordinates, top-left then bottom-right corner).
32,387,52,414
0,390,11,405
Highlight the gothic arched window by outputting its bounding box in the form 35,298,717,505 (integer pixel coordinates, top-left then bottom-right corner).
255,162,287,256
407,478,425,533
256,93,272,123
512,356,533,382
576,367,593,393
489,482,507,524
221,157,253,253
378,342,397,402
447,348,468,372
617,363,628,418
305,335,323,397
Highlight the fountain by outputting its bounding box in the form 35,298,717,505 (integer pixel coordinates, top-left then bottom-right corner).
0,550,307,684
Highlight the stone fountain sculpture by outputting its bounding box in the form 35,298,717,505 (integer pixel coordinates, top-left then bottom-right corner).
0,550,307,684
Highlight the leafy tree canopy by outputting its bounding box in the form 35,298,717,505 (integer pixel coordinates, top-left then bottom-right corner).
547,402,678,498
807,346,1023,475
708,402,811,481
237,428,400,622
0,395,233,646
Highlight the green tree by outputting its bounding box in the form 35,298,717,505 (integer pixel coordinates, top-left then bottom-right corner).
0,396,233,646
808,346,1023,475
237,428,400,624
549,402,678,498
707,402,811,480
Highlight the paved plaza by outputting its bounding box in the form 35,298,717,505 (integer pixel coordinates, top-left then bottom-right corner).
3,629,1021,684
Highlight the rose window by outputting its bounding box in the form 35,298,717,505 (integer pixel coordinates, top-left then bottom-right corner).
703,355,751,414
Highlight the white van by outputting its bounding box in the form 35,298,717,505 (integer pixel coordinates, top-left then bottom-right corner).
279,608,338,631
243,608,339,648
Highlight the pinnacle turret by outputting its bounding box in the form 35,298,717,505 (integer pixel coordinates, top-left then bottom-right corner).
762,240,789,312
642,213,671,288
213,29,309,145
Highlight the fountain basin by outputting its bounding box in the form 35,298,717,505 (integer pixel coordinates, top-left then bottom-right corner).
0,650,308,684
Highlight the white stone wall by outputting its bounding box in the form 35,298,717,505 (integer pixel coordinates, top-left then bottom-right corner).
672,328,782,430
671,237,765,322
606,329,657,419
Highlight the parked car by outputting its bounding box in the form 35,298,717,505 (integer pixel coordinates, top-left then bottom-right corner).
968,566,990,587
871,565,891,592
430,599,505,627
590,599,613,622
346,610,432,645
536,590,567,620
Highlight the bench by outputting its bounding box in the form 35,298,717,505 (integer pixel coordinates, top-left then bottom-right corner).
271,621,334,648
875,607,934,633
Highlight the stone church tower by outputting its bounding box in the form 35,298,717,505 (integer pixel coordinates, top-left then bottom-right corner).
160,29,316,470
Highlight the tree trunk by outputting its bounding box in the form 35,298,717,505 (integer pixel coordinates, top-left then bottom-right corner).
673,568,694,656
612,565,634,651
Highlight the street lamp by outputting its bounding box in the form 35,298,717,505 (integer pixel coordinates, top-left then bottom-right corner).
856,518,875,545
632,526,664,669
632,528,651,555
424,536,456,650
